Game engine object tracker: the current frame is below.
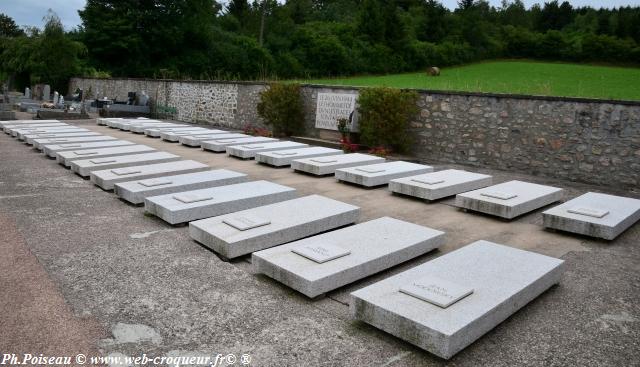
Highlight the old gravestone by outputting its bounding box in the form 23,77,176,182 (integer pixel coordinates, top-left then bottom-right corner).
315,93,358,132
43,85,50,101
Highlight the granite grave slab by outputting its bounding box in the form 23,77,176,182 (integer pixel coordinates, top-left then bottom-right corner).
179,133,249,147
255,147,344,167
90,160,210,190
113,120,163,130
144,180,297,225
291,153,386,176
144,127,203,137
1,119,60,128
7,123,68,135
4,122,65,133
70,152,181,177
389,169,493,201
253,217,445,298
335,161,434,187
20,128,90,141
226,141,308,159
43,140,135,158
56,144,156,166
160,129,229,142
189,195,360,259
129,123,186,133
455,180,564,219
115,169,248,205
350,240,565,359
542,192,640,240
201,136,278,152
33,135,116,149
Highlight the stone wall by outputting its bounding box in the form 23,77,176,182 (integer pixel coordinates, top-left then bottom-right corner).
409,92,640,188
68,77,267,129
69,77,640,188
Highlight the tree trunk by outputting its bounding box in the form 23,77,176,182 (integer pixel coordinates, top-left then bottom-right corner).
259,1,266,46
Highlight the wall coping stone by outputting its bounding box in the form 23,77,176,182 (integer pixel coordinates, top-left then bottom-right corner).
71,77,640,106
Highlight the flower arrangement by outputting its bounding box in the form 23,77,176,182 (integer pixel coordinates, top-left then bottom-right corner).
243,124,273,137
340,137,359,153
368,146,392,157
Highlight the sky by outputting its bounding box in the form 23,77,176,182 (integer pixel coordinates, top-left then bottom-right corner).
2,0,640,29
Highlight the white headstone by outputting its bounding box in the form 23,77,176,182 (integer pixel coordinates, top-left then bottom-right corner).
53,91,59,105
25,87,31,98
43,85,50,101
138,91,149,106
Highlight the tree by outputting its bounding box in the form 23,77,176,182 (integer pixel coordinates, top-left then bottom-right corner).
0,13,24,37
499,0,529,28
33,11,86,93
227,0,250,26
0,11,86,93
80,0,218,77
457,0,475,11
357,0,385,43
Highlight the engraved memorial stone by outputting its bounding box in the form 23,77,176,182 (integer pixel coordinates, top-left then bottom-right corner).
567,207,609,218
481,191,517,200
139,178,173,187
91,158,117,164
399,276,473,308
173,193,214,204
223,215,271,231
315,93,358,131
291,244,351,264
111,168,142,176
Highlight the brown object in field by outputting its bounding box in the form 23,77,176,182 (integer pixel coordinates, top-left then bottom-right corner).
41,102,56,109
427,66,440,76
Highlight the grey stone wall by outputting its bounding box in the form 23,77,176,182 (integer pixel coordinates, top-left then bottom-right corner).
68,78,266,129
409,92,640,188
69,77,640,188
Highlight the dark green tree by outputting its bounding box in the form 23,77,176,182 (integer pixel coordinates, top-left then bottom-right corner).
357,0,385,43
0,13,24,37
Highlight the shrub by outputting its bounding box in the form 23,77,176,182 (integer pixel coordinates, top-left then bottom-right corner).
256,83,305,137
336,117,350,138
356,87,419,153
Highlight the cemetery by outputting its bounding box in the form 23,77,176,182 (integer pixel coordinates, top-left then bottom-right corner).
1,107,639,366
0,2,639,364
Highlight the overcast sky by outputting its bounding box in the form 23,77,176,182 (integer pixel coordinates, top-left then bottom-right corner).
3,0,640,29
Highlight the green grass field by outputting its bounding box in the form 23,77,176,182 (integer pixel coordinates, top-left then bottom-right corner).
299,61,640,101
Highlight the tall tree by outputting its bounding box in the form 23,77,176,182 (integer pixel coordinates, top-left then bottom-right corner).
0,13,24,37
457,0,475,11
79,0,218,77
357,0,385,43
227,0,250,26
